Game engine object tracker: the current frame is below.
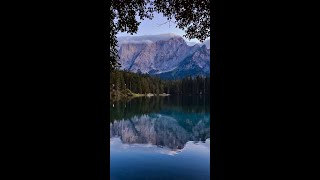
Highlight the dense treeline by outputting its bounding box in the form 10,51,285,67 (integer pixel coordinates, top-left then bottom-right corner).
110,70,210,95
110,70,164,95
163,76,210,95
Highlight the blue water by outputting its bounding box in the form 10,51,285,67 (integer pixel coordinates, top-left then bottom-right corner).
110,96,210,180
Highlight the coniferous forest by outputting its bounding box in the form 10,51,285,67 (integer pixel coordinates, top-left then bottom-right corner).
110,70,210,98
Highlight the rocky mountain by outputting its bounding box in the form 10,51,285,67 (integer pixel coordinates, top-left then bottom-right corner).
117,34,210,79
202,39,210,49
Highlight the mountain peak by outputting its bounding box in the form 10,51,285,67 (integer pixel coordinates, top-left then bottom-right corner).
165,36,186,44
117,34,210,79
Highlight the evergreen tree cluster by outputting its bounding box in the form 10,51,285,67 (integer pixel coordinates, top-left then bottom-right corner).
163,76,210,95
110,70,210,95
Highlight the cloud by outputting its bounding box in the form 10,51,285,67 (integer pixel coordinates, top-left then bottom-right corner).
117,33,179,44
185,41,200,46
120,39,153,45
116,33,210,49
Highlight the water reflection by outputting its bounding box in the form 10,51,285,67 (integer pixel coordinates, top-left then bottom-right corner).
110,96,210,151
110,137,210,156
110,96,210,180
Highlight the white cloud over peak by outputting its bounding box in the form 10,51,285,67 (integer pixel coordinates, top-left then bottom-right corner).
116,33,210,49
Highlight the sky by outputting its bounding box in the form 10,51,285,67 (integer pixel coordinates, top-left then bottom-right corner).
117,12,209,44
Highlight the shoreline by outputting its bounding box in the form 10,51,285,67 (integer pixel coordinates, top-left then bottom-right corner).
110,89,170,102
133,93,170,97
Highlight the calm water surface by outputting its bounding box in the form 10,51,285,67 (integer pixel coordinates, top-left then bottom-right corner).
110,96,210,180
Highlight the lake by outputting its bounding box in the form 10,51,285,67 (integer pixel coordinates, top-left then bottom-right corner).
110,96,210,180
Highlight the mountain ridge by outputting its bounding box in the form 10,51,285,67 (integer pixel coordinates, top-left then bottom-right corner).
117,34,210,79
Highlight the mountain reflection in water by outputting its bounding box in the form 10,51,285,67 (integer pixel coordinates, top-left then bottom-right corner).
110,96,210,180
110,96,210,151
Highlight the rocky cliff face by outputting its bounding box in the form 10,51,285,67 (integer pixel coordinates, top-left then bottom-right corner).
157,44,210,79
117,35,210,79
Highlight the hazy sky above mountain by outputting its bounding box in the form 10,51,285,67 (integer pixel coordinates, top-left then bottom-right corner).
117,12,209,44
